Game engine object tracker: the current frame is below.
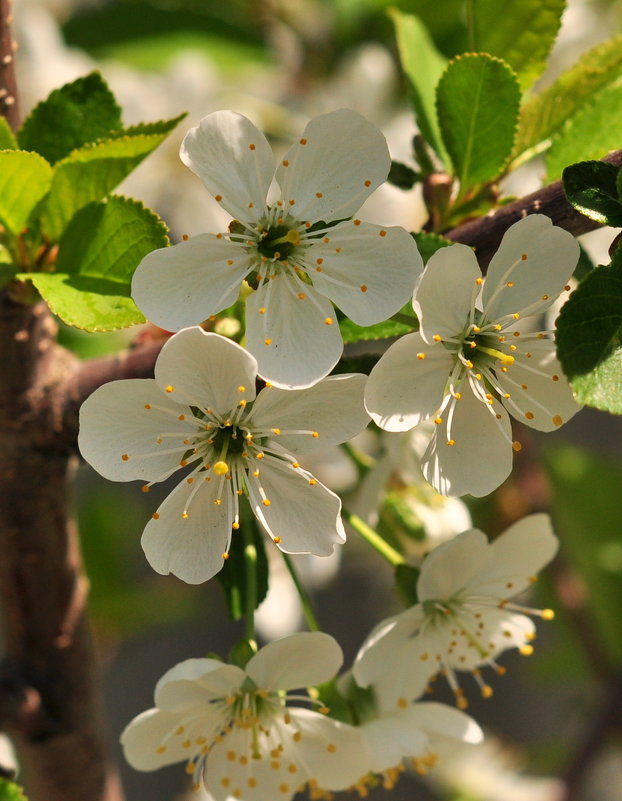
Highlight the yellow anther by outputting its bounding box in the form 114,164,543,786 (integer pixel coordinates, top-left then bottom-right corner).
520,644,534,656
326,744,337,753
259,307,266,314
142,485,150,493
360,284,368,292
121,454,129,461
144,403,151,409
324,317,333,325
512,313,520,320
434,417,442,425
475,277,483,285
263,499,271,506
152,512,160,520
506,281,514,287
542,608,555,620
553,415,563,426
297,292,305,300
264,338,272,345
308,479,316,486
481,685,494,699
312,431,319,438
379,230,387,237
417,352,426,360
447,439,455,446
512,441,522,452
454,392,462,399
156,745,167,754
272,428,281,435
433,334,442,342
181,512,189,519
214,461,229,475
165,385,174,393
274,536,281,544
525,411,534,420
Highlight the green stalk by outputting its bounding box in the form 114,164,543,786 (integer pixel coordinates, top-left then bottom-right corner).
342,508,405,567
243,525,258,643
282,553,321,632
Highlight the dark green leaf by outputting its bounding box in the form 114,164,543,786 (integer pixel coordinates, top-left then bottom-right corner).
41,132,181,241
0,150,52,237
436,54,520,191
18,72,122,164
546,84,622,180
394,563,420,607
112,113,187,139
514,34,622,160
387,160,419,190
0,780,27,801
556,251,622,413
414,231,453,263
216,520,268,621
545,444,622,666
562,161,622,227
472,0,564,90
390,9,448,162
21,196,168,331
0,118,17,149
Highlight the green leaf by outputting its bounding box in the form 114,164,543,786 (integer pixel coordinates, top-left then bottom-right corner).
0,150,52,237
556,251,622,413
414,231,453,263
21,196,167,331
514,34,622,160
436,54,520,191
546,83,622,180
17,72,122,164
394,563,420,607
544,444,622,666
339,316,412,345
472,0,564,90
390,9,448,161
216,521,268,621
40,129,181,241
562,160,622,227
110,112,187,139
0,780,27,801
0,118,17,149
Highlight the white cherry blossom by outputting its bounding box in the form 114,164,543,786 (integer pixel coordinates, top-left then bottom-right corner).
131,108,422,389
78,327,369,584
121,633,366,800
365,214,581,497
353,514,558,711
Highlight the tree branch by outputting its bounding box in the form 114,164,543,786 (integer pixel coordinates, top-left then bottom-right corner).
447,149,622,268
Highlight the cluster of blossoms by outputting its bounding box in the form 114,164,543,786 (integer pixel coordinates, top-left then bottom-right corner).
76,109,581,798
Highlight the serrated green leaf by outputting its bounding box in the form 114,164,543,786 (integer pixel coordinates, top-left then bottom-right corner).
556,252,622,413
544,444,622,666
114,113,187,139
562,160,622,227
21,196,167,331
414,231,453,263
216,521,268,621
0,118,17,149
17,72,122,164
40,132,179,241
0,779,27,801
390,9,448,162
0,150,52,237
339,316,412,345
514,34,622,160
436,54,520,192
546,83,622,181
472,0,565,90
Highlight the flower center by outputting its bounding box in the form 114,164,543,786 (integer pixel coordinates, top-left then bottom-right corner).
256,224,301,261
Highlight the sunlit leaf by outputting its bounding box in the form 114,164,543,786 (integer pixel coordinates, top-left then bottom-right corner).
0,150,52,237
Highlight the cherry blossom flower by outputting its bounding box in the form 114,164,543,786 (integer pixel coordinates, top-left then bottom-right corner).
78,327,369,584
131,108,422,389
352,514,558,710
121,633,366,800
364,214,581,496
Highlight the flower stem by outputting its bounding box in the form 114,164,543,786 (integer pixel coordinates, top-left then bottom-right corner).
243,525,258,643
282,553,321,632
340,441,375,478
342,509,405,567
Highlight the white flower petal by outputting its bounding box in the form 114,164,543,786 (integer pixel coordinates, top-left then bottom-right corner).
359,714,428,773
250,374,369,454
121,708,190,771
154,328,258,414
483,215,579,320
308,221,422,325
413,243,481,343
155,661,245,711
475,514,558,597
469,609,536,660
131,235,253,332
422,388,513,497
417,529,493,601
365,333,453,431
497,340,581,432
275,109,390,223
287,708,367,790
141,476,232,584
248,456,345,556
406,702,483,744
180,110,274,222
246,632,343,691
78,378,190,482
246,275,343,389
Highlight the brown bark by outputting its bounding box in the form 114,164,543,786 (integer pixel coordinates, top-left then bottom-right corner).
0,0,18,132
